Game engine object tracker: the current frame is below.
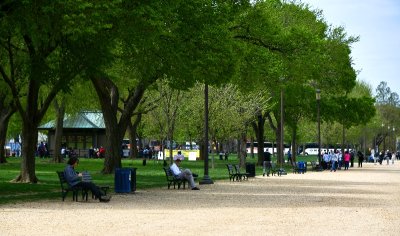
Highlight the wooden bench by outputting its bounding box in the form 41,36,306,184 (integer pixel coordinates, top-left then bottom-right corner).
163,167,187,189
56,171,86,201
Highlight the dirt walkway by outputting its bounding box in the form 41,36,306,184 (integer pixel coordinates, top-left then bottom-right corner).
1,162,400,236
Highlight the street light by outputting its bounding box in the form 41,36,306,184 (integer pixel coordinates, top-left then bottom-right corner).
388,126,391,152
393,127,396,152
200,83,213,185
316,89,321,170
382,123,385,152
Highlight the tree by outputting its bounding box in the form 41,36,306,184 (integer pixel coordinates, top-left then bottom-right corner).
0,84,16,163
159,81,183,163
232,0,329,164
0,1,119,182
87,0,242,173
373,82,400,150
375,81,400,106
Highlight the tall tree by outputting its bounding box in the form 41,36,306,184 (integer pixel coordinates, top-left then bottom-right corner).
87,0,241,173
232,0,329,164
0,1,119,182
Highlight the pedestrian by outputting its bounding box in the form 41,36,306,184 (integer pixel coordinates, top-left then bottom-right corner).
344,151,350,170
392,152,395,164
350,150,355,167
338,151,343,170
331,150,338,172
263,151,272,177
219,151,224,160
378,151,384,165
38,142,46,159
386,150,391,165
287,149,292,164
357,151,364,168
323,152,330,170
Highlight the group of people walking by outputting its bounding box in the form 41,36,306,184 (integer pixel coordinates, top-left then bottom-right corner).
374,150,397,165
321,150,365,172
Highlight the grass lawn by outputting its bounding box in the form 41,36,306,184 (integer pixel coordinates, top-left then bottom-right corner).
0,154,318,205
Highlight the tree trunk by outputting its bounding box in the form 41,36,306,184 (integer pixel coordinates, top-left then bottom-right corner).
128,114,142,159
239,132,247,167
0,96,16,163
53,98,65,163
342,124,345,156
275,124,282,165
0,114,15,163
14,77,53,183
102,110,122,173
266,112,282,164
0,121,9,163
251,112,266,165
91,76,146,174
291,127,297,163
14,122,39,183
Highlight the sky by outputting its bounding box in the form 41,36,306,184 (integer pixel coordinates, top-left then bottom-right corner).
302,0,400,95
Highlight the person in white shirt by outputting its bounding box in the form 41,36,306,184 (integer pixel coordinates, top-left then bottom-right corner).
331,150,339,172
322,152,330,170
170,151,199,190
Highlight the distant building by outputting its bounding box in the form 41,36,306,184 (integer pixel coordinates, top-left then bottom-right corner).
38,111,106,157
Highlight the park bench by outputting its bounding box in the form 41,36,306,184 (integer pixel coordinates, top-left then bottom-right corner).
269,163,277,176
163,167,187,189
226,164,239,181
234,164,250,180
226,164,236,181
56,171,86,201
270,163,287,176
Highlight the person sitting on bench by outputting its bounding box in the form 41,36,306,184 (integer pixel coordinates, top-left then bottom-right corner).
64,156,111,202
170,151,199,190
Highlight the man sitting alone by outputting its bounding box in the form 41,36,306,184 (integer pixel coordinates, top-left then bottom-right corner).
170,151,200,190
64,156,111,202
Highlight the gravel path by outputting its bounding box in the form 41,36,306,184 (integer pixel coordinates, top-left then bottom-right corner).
1,162,400,236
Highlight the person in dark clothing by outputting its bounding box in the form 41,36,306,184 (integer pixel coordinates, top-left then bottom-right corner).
357,151,364,168
350,151,355,167
64,157,111,202
262,151,272,177
379,151,384,165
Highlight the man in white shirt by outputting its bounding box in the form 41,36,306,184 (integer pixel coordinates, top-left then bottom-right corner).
170,151,199,190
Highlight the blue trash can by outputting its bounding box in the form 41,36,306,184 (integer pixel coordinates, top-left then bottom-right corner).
298,161,305,174
114,168,131,193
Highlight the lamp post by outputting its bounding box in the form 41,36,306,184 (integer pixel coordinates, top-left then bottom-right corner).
200,83,213,185
393,127,396,152
388,126,391,152
382,123,385,152
280,88,284,168
316,89,321,170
